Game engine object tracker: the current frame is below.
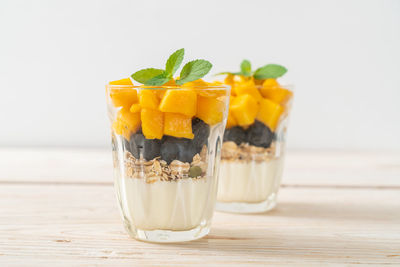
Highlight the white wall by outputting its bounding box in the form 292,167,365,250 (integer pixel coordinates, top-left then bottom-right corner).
0,0,399,149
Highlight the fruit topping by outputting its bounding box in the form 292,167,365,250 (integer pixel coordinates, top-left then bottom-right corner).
139,89,160,109
164,113,194,139
256,98,283,131
109,88,138,108
234,78,263,102
260,86,293,106
141,108,164,140
192,118,210,150
223,126,247,145
112,107,141,140
246,120,273,148
129,103,141,113
196,95,225,125
109,78,133,85
159,89,197,117
160,136,198,164
130,132,161,160
230,94,259,126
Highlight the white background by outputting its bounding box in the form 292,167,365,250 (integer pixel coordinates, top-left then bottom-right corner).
0,0,399,150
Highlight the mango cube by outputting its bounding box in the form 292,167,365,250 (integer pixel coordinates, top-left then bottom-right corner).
164,113,194,139
159,89,197,117
256,98,284,131
196,95,225,125
230,94,259,126
109,78,133,85
141,108,164,139
260,87,293,106
139,90,160,109
130,103,141,113
234,79,263,102
109,88,138,108
112,107,141,140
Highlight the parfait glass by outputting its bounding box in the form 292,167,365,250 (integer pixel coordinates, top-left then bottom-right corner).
106,84,230,242
216,79,293,213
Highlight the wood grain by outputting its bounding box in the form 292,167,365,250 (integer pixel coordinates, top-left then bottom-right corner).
0,149,399,266
1,148,399,187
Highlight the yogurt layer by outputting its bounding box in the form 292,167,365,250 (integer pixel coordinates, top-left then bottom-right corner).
217,158,284,203
116,177,215,231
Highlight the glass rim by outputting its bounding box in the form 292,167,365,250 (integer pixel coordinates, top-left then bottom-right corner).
106,84,231,91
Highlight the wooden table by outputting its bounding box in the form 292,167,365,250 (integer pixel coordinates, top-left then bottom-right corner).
1,148,399,266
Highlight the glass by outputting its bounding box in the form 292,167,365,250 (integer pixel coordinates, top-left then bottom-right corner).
216,83,293,213
106,84,230,242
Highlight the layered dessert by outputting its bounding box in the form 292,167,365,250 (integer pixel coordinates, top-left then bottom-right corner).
107,49,229,242
216,61,293,212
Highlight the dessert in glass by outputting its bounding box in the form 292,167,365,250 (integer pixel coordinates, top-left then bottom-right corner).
216,61,293,213
106,49,230,242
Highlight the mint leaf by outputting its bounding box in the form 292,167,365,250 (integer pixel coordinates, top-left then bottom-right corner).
144,73,170,86
176,60,212,85
131,68,164,84
240,60,251,76
253,64,287,79
165,48,184,77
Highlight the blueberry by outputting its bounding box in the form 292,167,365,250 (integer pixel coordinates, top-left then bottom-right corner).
160,136,179,164
223,126,247,145
161,136,197,163
192,118,210,150
130,133,161,160
176,139,197,163
246,120,273,148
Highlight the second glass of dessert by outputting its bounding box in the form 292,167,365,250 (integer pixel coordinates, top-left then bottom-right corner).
216,61,293,213
106,49,230,242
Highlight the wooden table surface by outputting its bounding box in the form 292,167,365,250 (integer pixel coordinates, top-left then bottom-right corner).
1,148,399,266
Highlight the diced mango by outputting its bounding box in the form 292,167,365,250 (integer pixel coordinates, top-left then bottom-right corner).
159,89,197,117
109,89,138,108
256,98,284,131
196,95,225,125
109,78,133,85
260,87,293,106
230,94,259,126
226,96,237,128
234,79,263,102
112,107,141,140
182,79,209,87
164,113,194,139
141,108,164,139
130,103,141,113
262,78,280,89
139,90,160,109
226,110,238,128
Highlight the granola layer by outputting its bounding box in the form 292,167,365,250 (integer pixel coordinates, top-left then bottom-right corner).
124,145,208,183
221,141,276,163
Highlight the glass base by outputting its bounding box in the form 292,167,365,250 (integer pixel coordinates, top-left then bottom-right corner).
123,221,210,243
216,193,277,214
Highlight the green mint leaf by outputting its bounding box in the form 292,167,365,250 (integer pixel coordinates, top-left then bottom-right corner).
144,72,170,86
253,64,287,79
240,60,251,76
176,60,212,85
215,72,242,76
165,48,185,77
131,68,165,84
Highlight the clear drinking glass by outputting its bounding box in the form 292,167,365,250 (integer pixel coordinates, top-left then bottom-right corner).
106,84,230,242
216,83,293,213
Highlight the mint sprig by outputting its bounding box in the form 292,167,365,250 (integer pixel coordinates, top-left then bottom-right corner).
217,60,287,80
131,48,212,86
240,60,251,76
253,64,287,79
176,60,212,85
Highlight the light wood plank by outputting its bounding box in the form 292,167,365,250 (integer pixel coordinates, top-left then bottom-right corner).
0,148,399,187
0,184,399,266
